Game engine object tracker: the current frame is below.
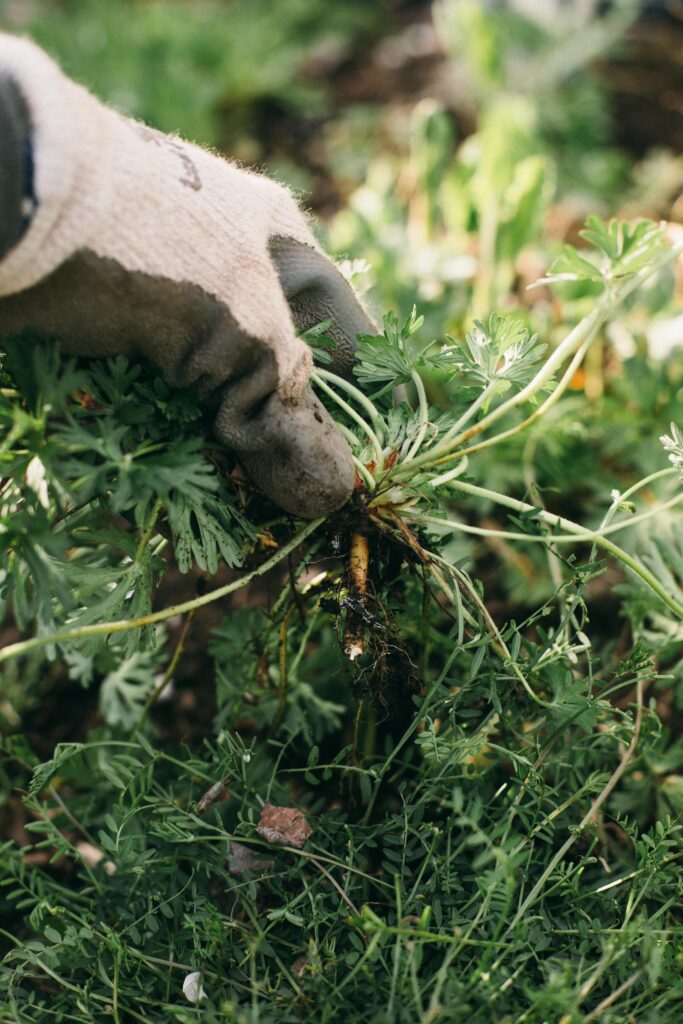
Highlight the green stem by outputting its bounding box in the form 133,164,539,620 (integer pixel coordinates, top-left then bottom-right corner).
404,369,430,462
598,536,683,616
352,456,378,491
413,488,682,544
0,518,323,664
313,367,386,445
588,466,676,560
399,302,608,475
419,571,431,682
522,430,571,639
446,560,553,708
312,370,384,469
428,457,469,489
366,920,506,948
134,496,163,563
436,378,498,450
505,679,643,932
270,603,296,736
336,422,377,489
112,956,122,1024
430,479,683,618
451,327,596,462
134,608,197,732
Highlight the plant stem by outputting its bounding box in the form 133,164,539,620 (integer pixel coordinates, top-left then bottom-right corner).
414,489,683,544
312,371,384,469
446,560,553,708
404,370,430,462
436,378,498,450
419,572,431,683
351,455,378,490
393,239,683,478
451,328,597,462
580,968,646,1024
507,679,643,929
134,608,197,732
388,513,456,607
522,431,572,640
400,302,608,474
427,479,683,618
588,465,677,555
0,518,323,663
597,536,683,616
313,367,386,445
270,603,297,735
336,422,377,489
428,457,469,489
134,497,163,563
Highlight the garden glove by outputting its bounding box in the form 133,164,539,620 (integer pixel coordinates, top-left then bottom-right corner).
0,34,374,518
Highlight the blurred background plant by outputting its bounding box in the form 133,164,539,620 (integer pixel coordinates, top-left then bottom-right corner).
0,0,682,1021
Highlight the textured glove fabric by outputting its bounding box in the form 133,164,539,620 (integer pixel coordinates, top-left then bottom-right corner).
0,34,375,517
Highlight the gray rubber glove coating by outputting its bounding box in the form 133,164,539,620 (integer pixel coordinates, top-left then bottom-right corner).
0,73,31,258
0,35,375,519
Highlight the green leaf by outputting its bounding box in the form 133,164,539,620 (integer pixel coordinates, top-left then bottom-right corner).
300,319,335,366
354,308,425,391
165,489,253,573
1,335,85,416
433,314,549,397
540,216,666,285
99,645,166,728
28,743,86,798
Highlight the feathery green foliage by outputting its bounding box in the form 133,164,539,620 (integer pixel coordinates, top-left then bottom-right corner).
1,213,682,1022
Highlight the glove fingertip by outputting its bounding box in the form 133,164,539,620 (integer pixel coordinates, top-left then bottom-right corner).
216,386,355,519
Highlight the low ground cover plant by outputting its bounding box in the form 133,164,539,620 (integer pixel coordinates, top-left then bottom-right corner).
0,211,682,1022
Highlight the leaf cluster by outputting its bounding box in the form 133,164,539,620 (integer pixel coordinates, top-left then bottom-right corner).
542,216,666,286
434,313,549,397
0,337,253,656
353,309,548,407
354,307,426,392
2,618,682,1022
1,235,681,1022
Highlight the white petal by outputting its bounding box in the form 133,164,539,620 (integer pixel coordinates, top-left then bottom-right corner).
182,972,207,1003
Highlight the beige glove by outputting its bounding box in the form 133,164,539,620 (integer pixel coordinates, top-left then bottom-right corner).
0,34,375,517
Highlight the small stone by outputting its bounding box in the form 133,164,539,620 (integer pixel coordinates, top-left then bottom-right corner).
256,803,312,849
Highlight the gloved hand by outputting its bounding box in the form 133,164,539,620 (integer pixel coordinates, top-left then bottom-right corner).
0,34,374,518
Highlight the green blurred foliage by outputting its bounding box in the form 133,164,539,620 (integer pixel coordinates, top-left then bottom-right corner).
435,0,637,186
0,0,383,149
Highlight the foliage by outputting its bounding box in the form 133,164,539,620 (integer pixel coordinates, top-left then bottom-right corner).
2,689,682,1023
433,0,637,192
5,0,381,149
435,314,548,395
1,3,683,1022
541,217,668,287
0,337,254,654
327,2,664,335
0,210,681,1021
